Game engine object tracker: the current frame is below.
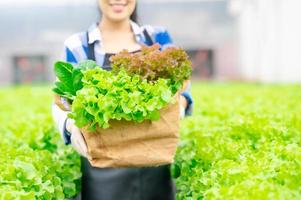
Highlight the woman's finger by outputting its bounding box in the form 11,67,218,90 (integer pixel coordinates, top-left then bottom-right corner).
71,125,90,159
180,104,185,119
75,128,88,155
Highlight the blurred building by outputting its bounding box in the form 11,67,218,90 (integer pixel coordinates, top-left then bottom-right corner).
230,0,301,82
0,0,237,85
0,0,99,85
2,0,301,85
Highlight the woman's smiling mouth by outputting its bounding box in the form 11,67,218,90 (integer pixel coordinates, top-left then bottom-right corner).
110,3,127,13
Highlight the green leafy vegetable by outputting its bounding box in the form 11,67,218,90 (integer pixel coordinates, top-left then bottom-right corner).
110,44,192,93
69,68,174,130
53,60,98,101
53,45,192,129
53,61,75,99
76,60,98,70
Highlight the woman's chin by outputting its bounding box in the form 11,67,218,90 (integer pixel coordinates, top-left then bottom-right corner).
108,14,130,22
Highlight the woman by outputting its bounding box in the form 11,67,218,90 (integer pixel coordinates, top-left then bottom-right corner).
52,0,193,199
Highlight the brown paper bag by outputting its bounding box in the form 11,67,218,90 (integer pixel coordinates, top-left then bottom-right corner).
80,95,180,168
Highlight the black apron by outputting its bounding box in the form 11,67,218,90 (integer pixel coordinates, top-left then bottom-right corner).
80,30,176,200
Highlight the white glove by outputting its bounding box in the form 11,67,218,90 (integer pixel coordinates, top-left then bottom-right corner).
66,118,90,159
179,95,187,119
180,104,185,119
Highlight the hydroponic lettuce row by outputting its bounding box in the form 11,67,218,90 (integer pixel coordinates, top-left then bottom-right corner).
53,45,192,130
0,87,81,199
172,84,301,200
1,84,300,199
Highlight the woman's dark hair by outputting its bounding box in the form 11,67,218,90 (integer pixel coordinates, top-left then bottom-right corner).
130,6,138,23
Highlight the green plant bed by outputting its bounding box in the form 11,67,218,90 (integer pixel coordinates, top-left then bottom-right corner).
0,86,81,199
1,83,300,199
173,83,301,200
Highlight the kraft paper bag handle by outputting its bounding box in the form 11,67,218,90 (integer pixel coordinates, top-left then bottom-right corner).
53,94,71,111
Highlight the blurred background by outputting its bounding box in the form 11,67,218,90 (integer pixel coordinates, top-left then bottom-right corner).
0,0,300,85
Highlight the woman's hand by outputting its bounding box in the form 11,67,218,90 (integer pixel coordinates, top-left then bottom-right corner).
66,119,90,159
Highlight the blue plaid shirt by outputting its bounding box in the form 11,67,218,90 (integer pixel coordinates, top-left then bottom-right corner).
56,20,193,145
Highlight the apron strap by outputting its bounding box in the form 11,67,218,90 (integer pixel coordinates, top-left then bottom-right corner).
143,29,154,46
86,28,154,62
86,31,96,61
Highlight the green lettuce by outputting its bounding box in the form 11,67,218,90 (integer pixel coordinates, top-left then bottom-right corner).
53,60,98,101
69,67,174,130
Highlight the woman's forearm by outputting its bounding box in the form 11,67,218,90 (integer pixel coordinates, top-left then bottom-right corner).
51,103,71,144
